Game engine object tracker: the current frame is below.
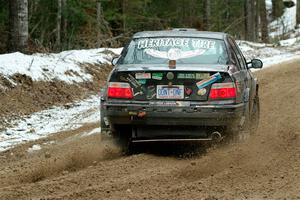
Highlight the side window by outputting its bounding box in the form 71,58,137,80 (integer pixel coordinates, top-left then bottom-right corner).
227,41,242,70
228,38,246,70
232,39,247,69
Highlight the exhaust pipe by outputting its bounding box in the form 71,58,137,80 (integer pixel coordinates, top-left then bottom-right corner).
211,131,223,142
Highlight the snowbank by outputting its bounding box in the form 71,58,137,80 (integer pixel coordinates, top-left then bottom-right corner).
0,48,122,84
237,39,300,67
0,95,100,152
269,0,297,38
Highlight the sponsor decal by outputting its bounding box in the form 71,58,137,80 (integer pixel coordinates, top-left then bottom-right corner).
150,101,177,106
139,38,216,60
169,60,176,69
128,74,141,87
138,38,190,49
120,74,145,95
137,111,146,118
191,39,215,49
145,48,206,60
196,72,222,89
149,101,190,107
197,88,207,96
166,72,174,80
120,75,139,88
135,72,151,79
175,101,191,107
178,73,195,79
128,111,138,116
146,85,156,100
152,72,163,80
137,38,215,50
196,73,210,80
138,79,146,84
185,87,193,96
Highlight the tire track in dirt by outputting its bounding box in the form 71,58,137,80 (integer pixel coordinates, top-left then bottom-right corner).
0,60,300,199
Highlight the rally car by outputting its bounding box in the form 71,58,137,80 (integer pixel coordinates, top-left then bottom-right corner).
101,29,262,151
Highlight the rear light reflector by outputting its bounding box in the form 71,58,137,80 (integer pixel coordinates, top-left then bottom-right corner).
107,82,133,99
209,82,236,100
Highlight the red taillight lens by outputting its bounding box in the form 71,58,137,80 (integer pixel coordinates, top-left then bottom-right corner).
209,83,236,100
107,82,133,99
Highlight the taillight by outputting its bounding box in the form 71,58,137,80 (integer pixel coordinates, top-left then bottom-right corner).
209,82,236,100
107,82,133,99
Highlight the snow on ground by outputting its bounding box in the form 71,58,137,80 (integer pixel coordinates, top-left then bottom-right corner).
269,0,297,38
1,37,300,152
0,48,122,84
0,95,100,152
237,39,300,67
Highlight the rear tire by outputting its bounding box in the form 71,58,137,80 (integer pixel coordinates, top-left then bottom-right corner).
226,96,260,143
226,104,251,143
111,125,135,155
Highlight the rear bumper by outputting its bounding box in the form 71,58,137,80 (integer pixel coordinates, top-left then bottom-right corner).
102,101,245,127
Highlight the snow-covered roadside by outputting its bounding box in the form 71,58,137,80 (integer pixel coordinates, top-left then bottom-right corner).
0,48,122,84
0,47,122,152
237,39,300,68
0,95,100,152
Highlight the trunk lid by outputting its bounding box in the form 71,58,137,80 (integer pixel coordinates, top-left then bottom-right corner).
109,64,233,101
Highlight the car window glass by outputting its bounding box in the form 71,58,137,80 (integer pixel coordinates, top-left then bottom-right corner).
232,39,247,68
228,38,246,70
119,37,229,65
227,41,241,70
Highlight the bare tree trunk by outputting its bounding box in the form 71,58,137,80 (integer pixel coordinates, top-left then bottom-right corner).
260,0,269,42
56,0,62,50
224,0,230,24
272,0,279,19
97,0,102,47
62,0,67,48
254,0,259,41
245,0,255,41
203,0,211,30
297,0,300,24
272,0,284,19
122,0,128,33
245,0,252,41
9,0,29,52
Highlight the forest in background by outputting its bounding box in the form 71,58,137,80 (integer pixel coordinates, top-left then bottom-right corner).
0,0,300,54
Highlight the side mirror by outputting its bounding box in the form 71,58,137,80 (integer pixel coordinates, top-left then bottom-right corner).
248,59,263,69
111,57,119,66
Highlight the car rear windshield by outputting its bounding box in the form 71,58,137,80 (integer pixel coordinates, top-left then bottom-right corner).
119,37,229,65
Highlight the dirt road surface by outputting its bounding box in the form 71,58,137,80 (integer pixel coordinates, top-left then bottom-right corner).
0,60,299,200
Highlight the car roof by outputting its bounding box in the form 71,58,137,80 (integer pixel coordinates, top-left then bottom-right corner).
133,29,228,40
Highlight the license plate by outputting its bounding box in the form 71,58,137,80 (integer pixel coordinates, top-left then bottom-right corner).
157,85,184,99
